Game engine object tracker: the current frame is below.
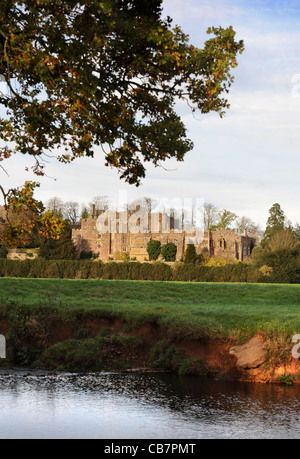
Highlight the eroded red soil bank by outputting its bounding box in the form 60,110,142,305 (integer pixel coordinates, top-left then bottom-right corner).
0,315,299,384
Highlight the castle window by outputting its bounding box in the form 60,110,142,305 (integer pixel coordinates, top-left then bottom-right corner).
122,237,127,244
220,238,226,249
122,246,127,252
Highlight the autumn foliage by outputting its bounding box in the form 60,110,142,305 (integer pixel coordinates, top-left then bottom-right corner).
0,181,66,248
0,1,244,244
0,0,244,185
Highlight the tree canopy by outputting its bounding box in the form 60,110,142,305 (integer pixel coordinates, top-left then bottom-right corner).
0,0,244,247
212,209,237,230
0,0,244,185
261,203,286,247
0,181,66,247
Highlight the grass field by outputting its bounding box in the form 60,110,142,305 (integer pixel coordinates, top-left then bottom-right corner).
0,277,300,341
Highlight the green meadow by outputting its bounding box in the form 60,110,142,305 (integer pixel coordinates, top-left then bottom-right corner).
0,277,299,341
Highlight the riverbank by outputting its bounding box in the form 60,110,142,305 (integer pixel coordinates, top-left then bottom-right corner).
0,278,299,384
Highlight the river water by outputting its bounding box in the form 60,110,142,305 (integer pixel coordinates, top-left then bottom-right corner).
0,369,299,439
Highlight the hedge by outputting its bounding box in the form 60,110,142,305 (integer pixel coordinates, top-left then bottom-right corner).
0,258,279,283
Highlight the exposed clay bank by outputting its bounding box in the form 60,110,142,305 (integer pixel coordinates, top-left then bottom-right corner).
1,313,299,385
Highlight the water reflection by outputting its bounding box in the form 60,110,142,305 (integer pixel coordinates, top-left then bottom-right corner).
0,370,299,439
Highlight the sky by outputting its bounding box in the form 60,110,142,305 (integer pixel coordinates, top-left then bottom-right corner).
1,0,300,230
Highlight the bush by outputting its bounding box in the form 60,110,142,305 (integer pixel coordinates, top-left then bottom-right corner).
183,244,197,264
1,259,31,278
114,251,130,261
128,262,141,280
0,258,294,283
44,262,60,279
79,251,94,259
172,263,212,282
102,262,129,280
161,242,177,262
146,240,161,261
0,246,8,259
28,258,48,278
251,244,300,284
151,262,172,281
88,260,104,279
39,225,77,260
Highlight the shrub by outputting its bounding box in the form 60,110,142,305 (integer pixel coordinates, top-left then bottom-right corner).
44,262,60,279
161,242,177,262
152,262,172,281
5,259,31,278
149,339,181,371
79,251,93,259
253,245,300,284
0,246,8,259
259,265,273,277
146,240,161,261
0,257,295,283
102,262,129,280
28,258,48,278
88,260,104,279
139,262,155,280
183,244,197,264
114,251,130,261
205,256,238,267
128,262,141,280
0,259,6,276
39,225,77,260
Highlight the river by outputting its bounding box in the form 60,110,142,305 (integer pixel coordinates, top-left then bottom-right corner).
0,369,299,439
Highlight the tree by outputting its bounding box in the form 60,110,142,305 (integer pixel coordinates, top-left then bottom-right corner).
261,203,286,247
202,202,219,230
184,244,197,263
146,239,161,261
291,223,300,242
161,242,177,261
0,244,7,258
0,182,66,248
39,223,77,260
267,229,296,252
0,1,244,186
81,206,89,220
89,196,112,216
235,216,259,235
254,246,300,284
63,200,80,225
213,209,237,230
46,197,65,219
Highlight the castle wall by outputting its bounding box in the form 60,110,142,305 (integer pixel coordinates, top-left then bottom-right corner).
72,214,255,262
197,229,255,261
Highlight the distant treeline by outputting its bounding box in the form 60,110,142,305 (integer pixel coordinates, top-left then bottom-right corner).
0,258,299,283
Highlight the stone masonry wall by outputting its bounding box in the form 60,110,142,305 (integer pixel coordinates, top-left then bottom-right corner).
72,213,256,262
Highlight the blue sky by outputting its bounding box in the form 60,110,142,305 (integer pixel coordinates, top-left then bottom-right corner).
1,0,300,229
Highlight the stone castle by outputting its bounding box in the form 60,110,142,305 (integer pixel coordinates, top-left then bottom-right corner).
72,205,256,262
